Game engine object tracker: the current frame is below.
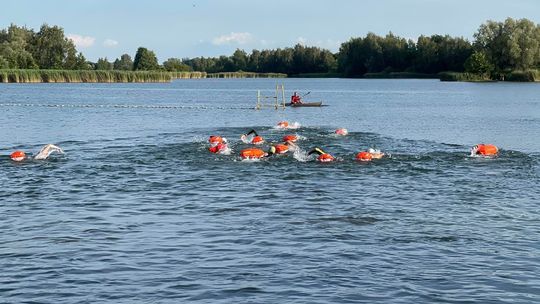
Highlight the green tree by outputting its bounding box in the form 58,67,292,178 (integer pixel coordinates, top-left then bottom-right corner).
163,57,191,71
113,54,133,70
474,18,540,71
133,47,159,70
0,24,37,69
464,51,494,76
231,49,248,71
31,24,79,69
95,57,113,70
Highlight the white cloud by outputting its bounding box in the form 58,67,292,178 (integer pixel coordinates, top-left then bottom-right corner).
67,34,95,48
103,39,119,48
296,37,307,45
212,32,253,45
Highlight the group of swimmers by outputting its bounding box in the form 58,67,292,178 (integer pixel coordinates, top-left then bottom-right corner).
5,122,499,163
207,121,499,162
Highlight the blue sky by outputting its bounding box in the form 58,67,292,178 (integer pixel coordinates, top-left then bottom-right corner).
1,0,539,62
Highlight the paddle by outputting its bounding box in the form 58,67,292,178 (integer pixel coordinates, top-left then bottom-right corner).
302,91,311,97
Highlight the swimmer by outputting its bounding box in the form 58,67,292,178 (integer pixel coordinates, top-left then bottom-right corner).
356,151,373,162
276,121,289,129
10,144,64,162
356,148,385,161
241,129,264,145
470,144,498,157
308,147,335,162
368,148,385,159
282,134,299,143
240,146,276,160
209,138,230,154
270,141,298,154
335,128,348,136
209,135,224,147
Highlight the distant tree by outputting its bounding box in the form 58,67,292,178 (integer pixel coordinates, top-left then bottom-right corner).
474,18,540,71
248,49,261,72
162,57,191,71
95,57,113,70
0,56,9,68
464,51,494,76
0,24,37,69
231,49,248,71
113,54,133,70
31,24,79,69
133,47,159,70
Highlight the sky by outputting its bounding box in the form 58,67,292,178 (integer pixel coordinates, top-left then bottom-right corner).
1,0,539,62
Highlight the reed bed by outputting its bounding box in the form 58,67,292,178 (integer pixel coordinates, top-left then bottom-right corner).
438,72,492,82
169,71,207,79
505,70,540,82
207,72,287,78
0,69,174,83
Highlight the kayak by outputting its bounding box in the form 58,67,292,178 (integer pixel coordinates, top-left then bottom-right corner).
285,102,324,107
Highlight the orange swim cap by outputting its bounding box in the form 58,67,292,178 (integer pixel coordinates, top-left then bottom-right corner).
282,135,298,143
240,148,265,159
335,128,348,136
209,135,223,146
274,144,289,154
10,150,26,162
318,153,335,162
356,151,373,161
476,144,498,156
277,121,289,128
252,136,264,145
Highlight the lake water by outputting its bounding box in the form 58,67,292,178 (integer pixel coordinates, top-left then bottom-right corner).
1,79,539,303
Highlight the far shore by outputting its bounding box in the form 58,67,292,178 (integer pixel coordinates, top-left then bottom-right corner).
1,69,538,83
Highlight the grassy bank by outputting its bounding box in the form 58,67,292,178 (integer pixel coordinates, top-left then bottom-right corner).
0,69,178,83
170,71,207,79
289,72,342,78
439,72,492,82
207,72,287,78
439,70,540,82
364,72,438,79
504,70,540,82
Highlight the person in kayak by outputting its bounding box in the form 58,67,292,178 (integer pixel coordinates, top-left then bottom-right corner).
10,144,64,162
290,92,302,105
241,129,264,145
308,147,335,162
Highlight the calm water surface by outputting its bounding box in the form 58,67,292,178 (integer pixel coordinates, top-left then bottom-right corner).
0,79,539,303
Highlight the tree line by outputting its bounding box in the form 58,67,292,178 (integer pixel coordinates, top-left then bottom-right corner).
1,18,539,79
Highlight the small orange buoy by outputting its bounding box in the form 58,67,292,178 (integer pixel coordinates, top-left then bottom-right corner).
335,128,348,136
209,135,223,146
356,151,373,161
472,144,498,156
252,136,264,145
10,150,26,162
282,135,298,143
277,121,289,128
240,148,266,159
317,153,335,162
274,144,289,154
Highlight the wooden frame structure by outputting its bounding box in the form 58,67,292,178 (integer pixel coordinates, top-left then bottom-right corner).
255,84,286,110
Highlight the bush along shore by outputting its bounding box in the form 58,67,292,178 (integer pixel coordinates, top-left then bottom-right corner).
0,70,211,83
206,72,287,78
439,70,540,82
